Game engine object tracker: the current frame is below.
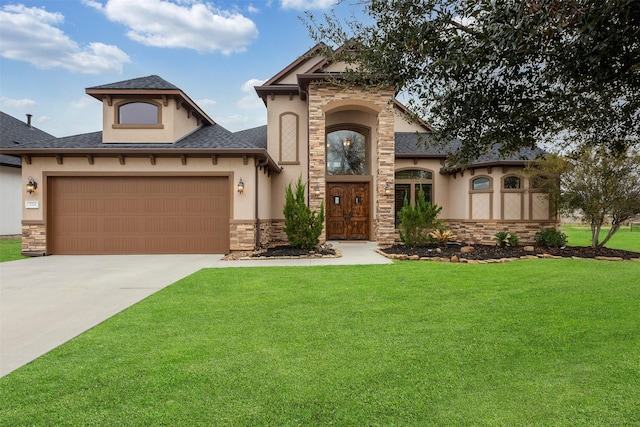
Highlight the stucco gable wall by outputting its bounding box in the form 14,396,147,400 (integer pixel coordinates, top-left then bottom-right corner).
277,56,325,85
265,95,308,220
102,98,199,143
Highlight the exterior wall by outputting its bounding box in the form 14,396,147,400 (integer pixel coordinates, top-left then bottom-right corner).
388,163,556,245
394,113,427,132
19,155,259,253
446,220,558,245
0,165,22,235
102,98,199,143
265,96,308,222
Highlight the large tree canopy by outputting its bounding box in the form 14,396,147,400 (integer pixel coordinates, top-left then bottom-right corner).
307,0,640,165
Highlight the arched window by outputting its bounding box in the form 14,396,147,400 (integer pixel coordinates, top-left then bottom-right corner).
326,129,369,175
472,177,491,191
118,101,160,125
394,169,434,225
503,176,521,189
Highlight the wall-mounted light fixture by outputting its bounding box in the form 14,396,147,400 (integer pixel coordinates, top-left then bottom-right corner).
343,138,351,147
384,183,391,195
314,185,320,198
237,178,244,194
26,176,38,194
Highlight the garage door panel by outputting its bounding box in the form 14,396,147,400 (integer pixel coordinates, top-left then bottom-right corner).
50,176,229,254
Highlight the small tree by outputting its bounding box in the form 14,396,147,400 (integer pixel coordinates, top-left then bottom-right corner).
529,147,640,248
397,186,443,247
283,177,325,249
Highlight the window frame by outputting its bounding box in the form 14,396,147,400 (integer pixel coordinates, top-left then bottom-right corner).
325,125,370,176
394,168,435,226
113,100,164,129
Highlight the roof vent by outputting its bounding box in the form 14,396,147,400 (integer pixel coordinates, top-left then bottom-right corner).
26,114,33,128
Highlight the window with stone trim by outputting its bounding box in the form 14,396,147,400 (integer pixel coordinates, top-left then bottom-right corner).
326,128,369,175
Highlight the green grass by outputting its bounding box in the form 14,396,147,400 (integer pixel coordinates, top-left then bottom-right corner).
1,260,638,426
0,238,27,262
562,224,640,252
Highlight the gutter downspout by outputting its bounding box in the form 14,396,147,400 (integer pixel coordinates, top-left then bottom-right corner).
255,156,269,250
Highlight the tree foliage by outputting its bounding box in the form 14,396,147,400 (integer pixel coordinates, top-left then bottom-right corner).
527,147,640,248
306,0,639,165
283,177,325,249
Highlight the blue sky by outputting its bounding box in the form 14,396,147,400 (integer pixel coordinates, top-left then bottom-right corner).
0,0,364,137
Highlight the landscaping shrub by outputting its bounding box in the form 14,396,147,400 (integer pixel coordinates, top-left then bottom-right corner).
494,231,520,247
429,228,455,246
283,177,325,249
397,186,443,247
535,228,568,247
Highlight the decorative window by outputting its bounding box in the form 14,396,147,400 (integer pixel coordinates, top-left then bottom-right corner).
394,169,434,225
503,176,521,189
326,129,369,175
117,101,160,125
472,177,491,191
279,113,299,164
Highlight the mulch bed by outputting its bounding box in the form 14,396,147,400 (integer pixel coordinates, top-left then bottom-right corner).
224,242,640,262
380,244,640,262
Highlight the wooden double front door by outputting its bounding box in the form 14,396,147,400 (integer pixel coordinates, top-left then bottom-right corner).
326,182,370,240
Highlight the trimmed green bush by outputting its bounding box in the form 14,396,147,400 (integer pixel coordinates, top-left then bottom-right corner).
283,177,325,249
535,228,568,247
397,186,443,247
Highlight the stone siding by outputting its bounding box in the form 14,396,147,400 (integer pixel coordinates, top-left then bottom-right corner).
21,222,47,256
445,220,559,245
307,84,395,244
229,221,256,251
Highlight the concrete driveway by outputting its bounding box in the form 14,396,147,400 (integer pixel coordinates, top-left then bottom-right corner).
0,254,216,377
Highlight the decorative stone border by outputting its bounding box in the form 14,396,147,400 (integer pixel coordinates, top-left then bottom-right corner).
375,248,640,263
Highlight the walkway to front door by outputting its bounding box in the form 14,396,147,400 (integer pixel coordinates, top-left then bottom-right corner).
326,182,370,240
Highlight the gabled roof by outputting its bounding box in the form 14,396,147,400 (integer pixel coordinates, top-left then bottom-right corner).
86,75,215,126
0,111,55,167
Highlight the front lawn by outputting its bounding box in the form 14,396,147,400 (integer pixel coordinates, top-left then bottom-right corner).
562,224,640,252
1,260,638,425
0,238,27,262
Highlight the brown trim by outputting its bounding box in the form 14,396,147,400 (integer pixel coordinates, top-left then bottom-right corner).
279,112,300,165
114,99,163,126
469,175,494,220
112,124,164,129
528,191,552,221
85,88,215,126
262,43,327,86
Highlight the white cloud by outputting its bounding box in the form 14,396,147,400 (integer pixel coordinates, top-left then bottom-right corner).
247,4,260,14
0,4,130,74
87,0,258,54
36,115,52,124
0,97,37,109
236,78,266,110
196,98,217,107
281,0,336,10
71,98,96,109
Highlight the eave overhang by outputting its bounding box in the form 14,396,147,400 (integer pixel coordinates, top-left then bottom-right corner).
85,88,216,126
0,147,282,174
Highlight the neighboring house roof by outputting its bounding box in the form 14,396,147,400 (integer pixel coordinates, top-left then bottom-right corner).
0,111,55,167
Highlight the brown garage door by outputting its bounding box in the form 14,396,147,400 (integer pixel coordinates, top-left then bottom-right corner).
48,176,229,254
